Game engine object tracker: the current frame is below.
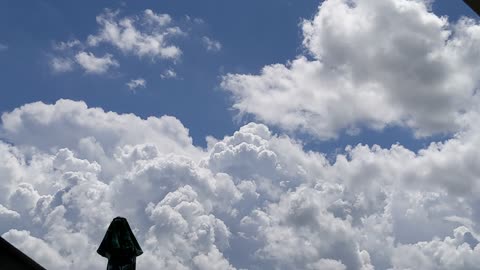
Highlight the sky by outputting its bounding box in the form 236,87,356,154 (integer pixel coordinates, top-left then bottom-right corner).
1,0,480,269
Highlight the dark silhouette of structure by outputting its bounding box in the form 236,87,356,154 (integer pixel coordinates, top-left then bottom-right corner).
465,0,480,16
0,236,46,270
97,217,143,270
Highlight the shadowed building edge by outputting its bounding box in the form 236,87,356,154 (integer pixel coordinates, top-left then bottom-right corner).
464,0,480,16
0,237,47,270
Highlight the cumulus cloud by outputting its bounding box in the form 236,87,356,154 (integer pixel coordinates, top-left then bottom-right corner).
0,99,199,158
1,99,480,269
5,1,480,269
202,36,222,52
87,9,183,60
127,78,147,91
221,0,480,140
391,226,480,270
3,230,72,269
50,9,184,75
75,52,119,74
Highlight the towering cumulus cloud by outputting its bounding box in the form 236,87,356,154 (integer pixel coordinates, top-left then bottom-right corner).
222,0,480,139
1,98,480,269
2,0,480,270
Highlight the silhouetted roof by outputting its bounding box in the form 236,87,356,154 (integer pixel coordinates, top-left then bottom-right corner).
0,236,46,270
465,0,480,17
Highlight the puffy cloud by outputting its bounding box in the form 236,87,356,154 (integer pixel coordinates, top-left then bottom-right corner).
50,9,184,75
6,1,480,269
126,78,147,91
1,99,479,269
2,230,71,269
202,36,222,52
0,204,20,233
75,51,119,74
222,0,480,139
391,226,480,270
0,99,200,159
142,185,234,269
8,1,480,254
144,9,172,26
87,9,182,60
0,204,20,219
9,183,41,212
243,186,374,270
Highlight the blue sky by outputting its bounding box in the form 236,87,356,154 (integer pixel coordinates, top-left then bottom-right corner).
1,0,476,151
0,0,317,145
3,1,480,270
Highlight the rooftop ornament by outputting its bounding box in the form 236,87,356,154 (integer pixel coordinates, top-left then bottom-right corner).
97,217,144,270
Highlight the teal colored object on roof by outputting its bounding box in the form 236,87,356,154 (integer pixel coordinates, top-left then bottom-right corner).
97,217,143,270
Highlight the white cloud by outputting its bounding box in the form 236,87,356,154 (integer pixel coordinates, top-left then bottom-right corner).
1,99,480,269
221,0,480,140
87,9,183,60
53,39,81,51
160,69,177,79
391,226,480,270
0,43,8,51
0,99,199,158
75,52,118,74
50,57,75,73
202,36,222,52
144,9,172,26
5,1,480,269
50,9,185,76
0,204,20,219
3,230,71,269
126,78,147,91
144,185,235,269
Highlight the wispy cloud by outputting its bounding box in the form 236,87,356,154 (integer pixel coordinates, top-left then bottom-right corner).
126,78,146,91
75,52,118,74
50,9,186,77
50,57,75,73
87,9,183,60
53,39,81,51
160,69,177,79
0,43,8,51
202,36,222,52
